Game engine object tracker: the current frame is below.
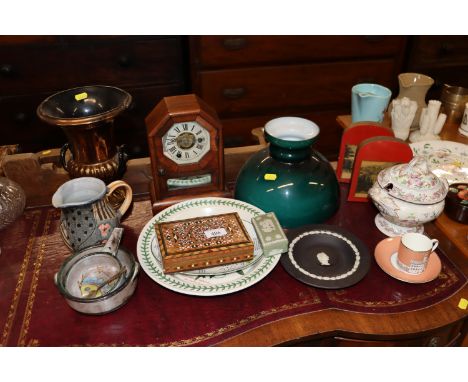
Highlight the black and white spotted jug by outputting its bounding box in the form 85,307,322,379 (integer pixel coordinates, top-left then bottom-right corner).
52,177,132,252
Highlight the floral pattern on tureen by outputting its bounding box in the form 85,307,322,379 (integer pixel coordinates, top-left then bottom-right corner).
377,156,448,204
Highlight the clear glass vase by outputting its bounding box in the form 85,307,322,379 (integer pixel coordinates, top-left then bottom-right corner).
0,177,26,230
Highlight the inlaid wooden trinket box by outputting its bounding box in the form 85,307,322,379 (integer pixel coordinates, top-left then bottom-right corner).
155,212,254,273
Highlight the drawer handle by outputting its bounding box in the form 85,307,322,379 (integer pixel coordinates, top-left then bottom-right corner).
356,77,376,84
438,43,454,57
364,36,384,43
1,64,15,77
117,55,134,68
14,112,28,123
222,87,245,99
222,37,247,51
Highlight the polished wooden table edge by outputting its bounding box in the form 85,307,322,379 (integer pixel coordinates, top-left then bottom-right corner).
216,288,467,346
216,221,467,346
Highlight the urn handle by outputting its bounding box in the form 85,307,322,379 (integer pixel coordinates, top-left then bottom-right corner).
116,145,128,179
60,143,72,171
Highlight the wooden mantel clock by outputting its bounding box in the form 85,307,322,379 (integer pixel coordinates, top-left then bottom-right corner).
145,94,229,214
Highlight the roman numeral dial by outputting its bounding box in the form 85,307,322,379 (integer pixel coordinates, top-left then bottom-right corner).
162,121,210,164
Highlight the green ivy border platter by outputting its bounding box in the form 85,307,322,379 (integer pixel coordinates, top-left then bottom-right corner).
410,141,468,184
136,197,281,296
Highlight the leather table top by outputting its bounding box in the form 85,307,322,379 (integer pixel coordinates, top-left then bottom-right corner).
0,184,466,346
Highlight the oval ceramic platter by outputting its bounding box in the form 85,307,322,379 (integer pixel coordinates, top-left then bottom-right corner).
137,197,281,296
410,141,468,184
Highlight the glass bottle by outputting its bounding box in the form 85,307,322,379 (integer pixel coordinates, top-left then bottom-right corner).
0,177,26,230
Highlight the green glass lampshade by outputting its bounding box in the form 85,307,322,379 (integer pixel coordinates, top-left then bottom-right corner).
235,117,340,228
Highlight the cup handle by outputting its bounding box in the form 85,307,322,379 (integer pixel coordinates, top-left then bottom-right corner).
107,180,133,217
431,239,439,253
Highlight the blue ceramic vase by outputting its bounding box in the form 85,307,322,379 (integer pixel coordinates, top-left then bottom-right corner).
235,117,340,228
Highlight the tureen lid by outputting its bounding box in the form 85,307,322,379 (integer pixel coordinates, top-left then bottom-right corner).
377,156,448,204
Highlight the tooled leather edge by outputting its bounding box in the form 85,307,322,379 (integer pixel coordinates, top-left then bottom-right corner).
65,296,322,347
17,209,58,346
1,210,42,346
325,265,465,309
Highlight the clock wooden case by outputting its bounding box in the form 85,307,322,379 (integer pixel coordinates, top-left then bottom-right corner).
146,94,229,214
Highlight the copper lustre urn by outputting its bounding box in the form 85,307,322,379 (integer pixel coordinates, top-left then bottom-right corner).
37,85,132,183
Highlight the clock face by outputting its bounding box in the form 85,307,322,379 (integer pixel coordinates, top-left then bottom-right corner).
162,121,211,165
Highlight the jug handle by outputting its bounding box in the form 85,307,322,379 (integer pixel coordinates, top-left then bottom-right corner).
107,180,133,217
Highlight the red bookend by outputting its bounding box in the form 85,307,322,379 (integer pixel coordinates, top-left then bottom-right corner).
336,123,394,183
347,136,413,202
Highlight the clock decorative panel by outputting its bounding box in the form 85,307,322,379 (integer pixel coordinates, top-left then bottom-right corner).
145,94,229,214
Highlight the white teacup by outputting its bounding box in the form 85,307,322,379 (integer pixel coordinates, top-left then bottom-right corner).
397,233,438,275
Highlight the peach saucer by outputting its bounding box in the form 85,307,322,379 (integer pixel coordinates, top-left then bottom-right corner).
374,237,442,283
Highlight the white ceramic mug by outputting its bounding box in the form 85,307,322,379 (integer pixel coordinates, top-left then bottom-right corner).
397,233,438,275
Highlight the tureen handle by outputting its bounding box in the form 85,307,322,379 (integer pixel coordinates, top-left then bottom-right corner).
400,156,430,176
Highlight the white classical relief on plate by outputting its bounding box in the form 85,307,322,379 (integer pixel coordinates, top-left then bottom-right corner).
316,252,331,266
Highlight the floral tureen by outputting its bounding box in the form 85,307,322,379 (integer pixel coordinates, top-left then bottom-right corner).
368,156,449,237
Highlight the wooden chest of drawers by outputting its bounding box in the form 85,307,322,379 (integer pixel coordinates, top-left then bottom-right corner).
407,36,468,98
190,36,407,159
0,36,187,157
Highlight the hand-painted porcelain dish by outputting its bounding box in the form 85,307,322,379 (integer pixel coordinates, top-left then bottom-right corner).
410,140,468,184
54,245,139,315
369,156,448,237
374,237,441,284
281,225,371,289
444,182,468,223
137,197,281,296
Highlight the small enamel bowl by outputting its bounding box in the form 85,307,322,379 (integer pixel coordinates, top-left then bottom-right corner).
54,245,139,315
445,183,468,224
